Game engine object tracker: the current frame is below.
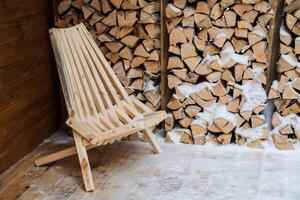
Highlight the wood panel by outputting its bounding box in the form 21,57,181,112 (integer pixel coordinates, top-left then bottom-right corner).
0,103,60,173
0,33,51,67
0,50,52,90
0,0,49,24
0,82,57,131
0,70,55,110
0,0,60,174
0,12,51,46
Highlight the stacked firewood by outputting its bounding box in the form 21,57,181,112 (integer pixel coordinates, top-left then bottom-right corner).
55,0,161,111
165,0,272,148
268,0,300,150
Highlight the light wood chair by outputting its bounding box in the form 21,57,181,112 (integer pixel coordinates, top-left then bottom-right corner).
35,23,167,191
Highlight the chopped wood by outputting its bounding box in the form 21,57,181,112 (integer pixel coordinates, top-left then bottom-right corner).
90,0,101,11
165,114,175,131
165,4,183,18
58,0,72,15
167,56,184,69
82,5,95,19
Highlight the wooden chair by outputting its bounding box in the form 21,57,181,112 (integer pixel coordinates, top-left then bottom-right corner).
35,24,167,191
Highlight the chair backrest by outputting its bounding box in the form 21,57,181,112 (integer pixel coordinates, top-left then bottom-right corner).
49,24,133,120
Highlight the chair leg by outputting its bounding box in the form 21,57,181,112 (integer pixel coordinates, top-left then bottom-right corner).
144,128,162,154
35,146,78,166
73,131,95,191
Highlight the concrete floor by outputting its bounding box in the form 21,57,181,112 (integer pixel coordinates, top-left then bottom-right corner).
0,132,300,200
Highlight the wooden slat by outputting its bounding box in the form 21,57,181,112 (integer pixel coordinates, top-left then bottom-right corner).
113,104,133,123
79,25,132,102
64,28,98,117
130,95,153,113
98,113,116,129
71,27,113,112
68,28,107,114
60,28,92,118
54,29,87,119
77,25,123,105
49,28,75,115
79,25,144,125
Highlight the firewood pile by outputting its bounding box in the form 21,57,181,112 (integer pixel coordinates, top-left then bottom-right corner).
55,0,162,111
54,0,300,150
165,0,273,148
268,0,300,150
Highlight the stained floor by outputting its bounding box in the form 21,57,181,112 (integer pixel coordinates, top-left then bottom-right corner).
0,132,300,200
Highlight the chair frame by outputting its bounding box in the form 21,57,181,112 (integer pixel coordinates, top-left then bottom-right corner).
35,24,166,191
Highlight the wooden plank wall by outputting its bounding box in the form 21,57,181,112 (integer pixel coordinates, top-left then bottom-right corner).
0,0,61,174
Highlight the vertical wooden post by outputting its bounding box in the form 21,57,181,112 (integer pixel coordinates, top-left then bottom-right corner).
265,0,284,127
266,0,284,93
160,0,171,111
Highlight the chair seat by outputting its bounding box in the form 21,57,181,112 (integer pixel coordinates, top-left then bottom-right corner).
66,110,167,146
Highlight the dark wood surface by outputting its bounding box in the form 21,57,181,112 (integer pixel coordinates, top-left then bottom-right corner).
0,0,60,174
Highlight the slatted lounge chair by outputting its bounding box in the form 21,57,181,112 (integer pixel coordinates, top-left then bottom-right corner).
35,23,167,191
